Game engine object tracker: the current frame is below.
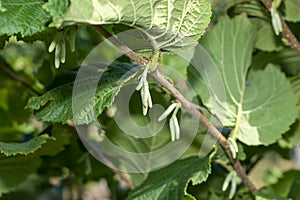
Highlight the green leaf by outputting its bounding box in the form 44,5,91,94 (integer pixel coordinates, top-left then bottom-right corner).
270,170,300,197
254,20,283,52
43,0,69,27
291,76,300,107
60,0,211,49
278,120,300,149
266,72,300,148
26,63,139,124
0,88,8,111
255,193,292,200
0,0,50,36
227,0,268,20
0,135,51,156
252,48,300,76
36,125,73,156
283,0,300,22
288,174,300,200
0,155,41,196
189,15,298,145
127,156,211,200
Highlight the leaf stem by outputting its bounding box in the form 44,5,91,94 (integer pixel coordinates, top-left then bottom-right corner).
93,26,147,66
230,105,242,140
261,0,300,56
93,25,258,193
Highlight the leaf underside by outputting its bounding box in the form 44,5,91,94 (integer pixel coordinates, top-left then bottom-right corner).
59,0,212,49
0,155,41,196
189,15,298,145
283,0,300,22
43,0,69,26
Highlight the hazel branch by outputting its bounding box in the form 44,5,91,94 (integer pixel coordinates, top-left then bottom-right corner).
261,0,300,56
93,25,258,193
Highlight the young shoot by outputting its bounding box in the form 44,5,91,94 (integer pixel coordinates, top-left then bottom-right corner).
222,171,241,199
136,64,152,115
270,1,282,36
158,102,181,141
48,26,77,68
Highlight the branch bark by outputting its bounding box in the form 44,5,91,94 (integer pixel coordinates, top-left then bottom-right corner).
93,25,258,193
261,0,300,56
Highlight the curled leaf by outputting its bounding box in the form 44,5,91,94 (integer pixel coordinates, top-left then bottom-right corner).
172,116,180,140
69,26,76,52
228,137,238,159
54,42,61,68
222,171,240,199
158,103,177,121
169,117,176,142
271,2,282,35
48,38,57,53
60,39,66,63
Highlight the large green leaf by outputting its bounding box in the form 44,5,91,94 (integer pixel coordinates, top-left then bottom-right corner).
59,0,211,49
283,0,300,22
127,156,211,200
0,0,50,36
0,155,41,196
188,15,298,145
26,63,139,124
291,76,300,108
278,121,300,149
43,0,69,26
278,76,300,149
0,135,51,156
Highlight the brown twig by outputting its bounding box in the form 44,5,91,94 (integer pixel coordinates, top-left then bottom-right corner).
0,60,41,95
93,25,258,193
261,0,300,56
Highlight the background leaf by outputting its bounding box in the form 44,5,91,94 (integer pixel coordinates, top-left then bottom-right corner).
59,0,211,49
270,170,300,197
26,63,139,124
0,0,50,36
127,156,211,200
278,120,300,149
35,125,73,156
43,0,69,27
254,20,283,52
255,193,292,200
0,135,51,156
288,174,300,200
252,48,300,76
0,155,41,196
283,0,300,22
188,15,298,145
